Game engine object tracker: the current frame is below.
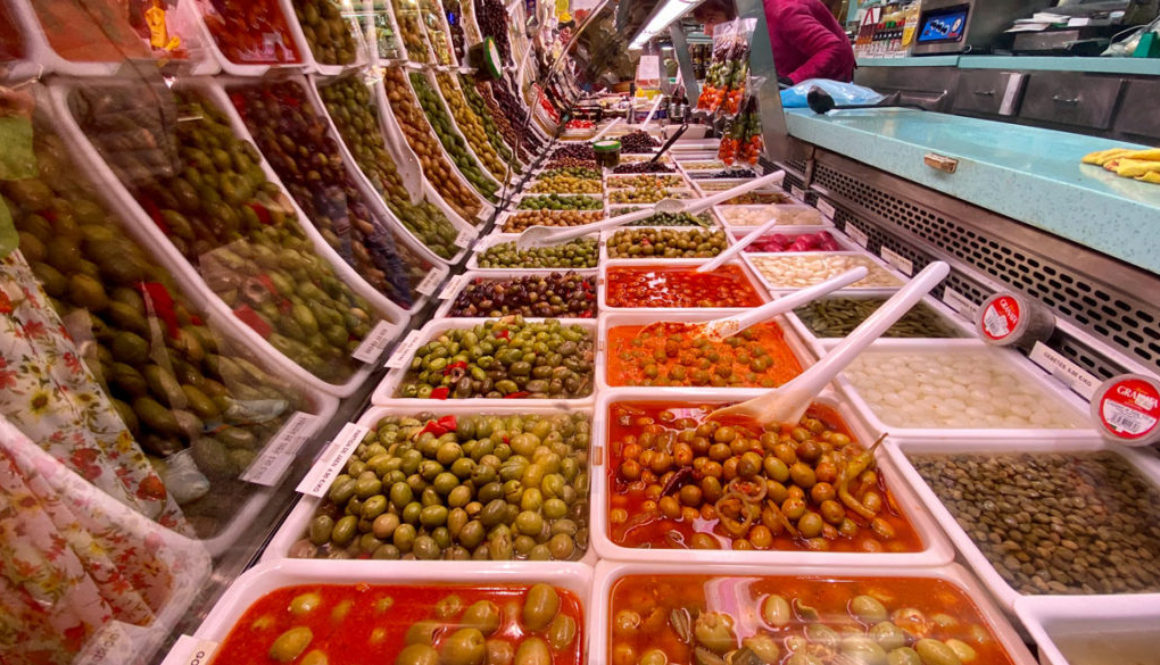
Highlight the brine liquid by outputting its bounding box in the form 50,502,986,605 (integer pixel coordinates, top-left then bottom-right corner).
1052,629,1160,665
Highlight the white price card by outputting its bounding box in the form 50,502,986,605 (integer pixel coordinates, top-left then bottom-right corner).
297,422,370,497
845,223,869,248
416,270,443,296
880,247,914,276
352,320,397,363
159,635,219,665
439,274,468,300
385,329,425,369
1029,342,1100,400
817,199,836,220
455,228,475,248
942,287,978,317
241,412,320,486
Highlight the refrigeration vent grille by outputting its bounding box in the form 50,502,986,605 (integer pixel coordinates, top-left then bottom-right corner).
814,164,1157,377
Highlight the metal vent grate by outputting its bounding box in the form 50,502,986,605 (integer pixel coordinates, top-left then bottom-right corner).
814,163,1156,379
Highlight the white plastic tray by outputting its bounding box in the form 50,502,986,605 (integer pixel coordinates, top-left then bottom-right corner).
590,561,1036,665
193,558,592,659
604,206,724,229
491,209,606,236
885,436,1160,614
371,317,599,406
744,250,906,294
277,0,369,76
1015,595,1160,665
431,269,599,320
467,233,600,274
191,0,306,76
828,338,1096,441
715,203,832,228
604,173,691,190
589,388,955,567
47,78,400,398
599,225,734,264
599,258,771,313
730,224,858,251
263,402,597,565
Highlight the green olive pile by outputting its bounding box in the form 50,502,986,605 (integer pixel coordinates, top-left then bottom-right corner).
609,187,685,205
477,238,598,269
319,76,461,259
608,228,728,259
913,451,1160,595
69,85,378,381
456,72,518,168
292,0,357,65
540,166,601,180
607,175,686,189
528,175,602,195
449,273,596,318
795,299,964,339
434,72,507,180
543,157,597,171
383,67,482,220
398,317,595,399
6,118,310,536
292,411,591,560
408,72,498,201
501,210,603,233
517,194,602,211
624,211,715,227
391,0,429,62
463,73,529,163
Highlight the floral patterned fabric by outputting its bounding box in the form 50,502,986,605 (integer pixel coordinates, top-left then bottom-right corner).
0,251,189,532
0,416,210,665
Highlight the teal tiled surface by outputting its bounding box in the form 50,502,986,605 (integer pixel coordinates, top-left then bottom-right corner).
856,55,1160,75
785,108,1160,274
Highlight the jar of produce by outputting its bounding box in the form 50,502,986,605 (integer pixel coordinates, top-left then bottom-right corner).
1090,373,1160,446
976,291,1054,350
467,36,502,79
594,139,621,168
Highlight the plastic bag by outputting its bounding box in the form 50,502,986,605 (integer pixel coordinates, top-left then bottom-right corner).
696,18,756,115
780,79,885,109
719,77,764,166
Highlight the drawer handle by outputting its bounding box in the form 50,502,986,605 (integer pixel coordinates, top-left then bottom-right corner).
1052,94,1080,105
973,89,996,97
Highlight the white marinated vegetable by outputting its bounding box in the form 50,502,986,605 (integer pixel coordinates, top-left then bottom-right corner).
750,255,903,289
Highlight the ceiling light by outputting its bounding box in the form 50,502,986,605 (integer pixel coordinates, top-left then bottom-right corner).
629,0,706,49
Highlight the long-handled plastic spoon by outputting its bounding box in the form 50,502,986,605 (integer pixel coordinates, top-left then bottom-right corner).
591,117,623,142
708,261,950,425
516,170,785,249
696,212,781,273
637,267,868,342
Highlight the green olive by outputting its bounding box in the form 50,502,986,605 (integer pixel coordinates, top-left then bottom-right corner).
545,613,576,650
804,624,840,649
440,628,486,665
889,647,922,665
787,653,824,665
331,515,357,546
914,639,963,665
462,600,501,635
269,626,312,662
395,643,439,665
843,637,888,665
435,594,464,619
760,595,791,627
301,650,328,665
513,637,551,665
484,639,515,665
405,620,440,646
944,640,977,663
743,635,781,664
289,592,323,616
309,515,334,546
870,622,907,651
639,649,669,665
693,612,736,654
521,583,560,631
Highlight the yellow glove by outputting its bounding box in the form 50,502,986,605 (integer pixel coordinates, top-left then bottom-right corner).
1083,148,1135,165
1113,158,1160,178
1138,172,1160,184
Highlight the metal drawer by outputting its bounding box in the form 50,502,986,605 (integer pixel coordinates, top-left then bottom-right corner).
1115,79,1160,140
952,70,1026,116
1018,73,1125,130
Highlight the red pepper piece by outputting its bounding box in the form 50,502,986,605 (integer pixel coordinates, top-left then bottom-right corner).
429,386,450,400
503,391,529,399
138,282,181,339
233,304,272,338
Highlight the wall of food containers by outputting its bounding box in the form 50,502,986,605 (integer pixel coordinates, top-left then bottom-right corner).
0,1,1157,665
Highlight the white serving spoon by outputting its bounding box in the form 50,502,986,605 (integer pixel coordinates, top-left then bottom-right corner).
696,212,781,273
637,267,868,342
516,170,786,249
590,117,623,142
708,261,950,425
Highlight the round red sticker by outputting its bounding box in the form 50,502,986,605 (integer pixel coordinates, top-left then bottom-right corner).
1098,378,1160,440
981,295,1021,341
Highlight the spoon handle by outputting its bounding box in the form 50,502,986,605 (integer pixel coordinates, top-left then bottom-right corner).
713,267,869,336
535,206,658,244
697,213,781,273
684,170,785,213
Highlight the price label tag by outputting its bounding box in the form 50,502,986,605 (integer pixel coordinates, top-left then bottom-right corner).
1029,342,1100,400
296,422,371,497
845,223,869,248
385,329,425,369
791,186,806,201
159,635,219,665
942,287,978,317
352,320,397,364
455,228,475,249
241,412,320,486
880,247,914,276
439,274,467,300
817,199,836,220
416,270,443,296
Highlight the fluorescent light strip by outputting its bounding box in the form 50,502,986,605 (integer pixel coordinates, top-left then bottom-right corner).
629,0,707,49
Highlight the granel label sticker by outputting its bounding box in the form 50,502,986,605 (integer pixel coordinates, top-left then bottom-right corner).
1099,378,1160,439
981,295,1020,341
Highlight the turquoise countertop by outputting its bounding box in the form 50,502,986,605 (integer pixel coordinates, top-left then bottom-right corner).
857,55,1160,76
784,107,1160,273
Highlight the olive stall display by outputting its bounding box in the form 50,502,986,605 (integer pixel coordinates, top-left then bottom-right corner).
448,273,597,318
468,75,537,160
528,175,603,195
407,71,499,202
291,0,359,65
434,71,507,180
229,80,421,308
517,195,602,211
606,228,729,259
4,115,312,537
419,0,456,65
391,0,430,62
289,411,592,560
382,67,483,220
68,83,380,382
474,0,512,63
395,318,596,400
501,210,603,233
480,79,544,153
317,76,462,259
476,238,599,269
457,72,520,167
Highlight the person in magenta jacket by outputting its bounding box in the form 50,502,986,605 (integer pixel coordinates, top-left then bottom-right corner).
764,0,856,84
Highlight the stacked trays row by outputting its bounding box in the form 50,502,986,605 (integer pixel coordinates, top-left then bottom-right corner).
184,136,1160,665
